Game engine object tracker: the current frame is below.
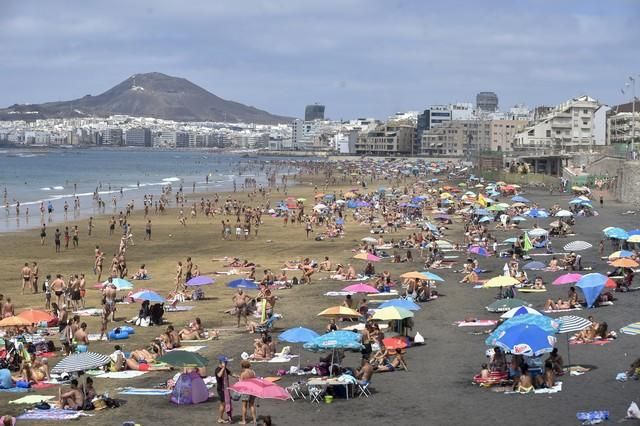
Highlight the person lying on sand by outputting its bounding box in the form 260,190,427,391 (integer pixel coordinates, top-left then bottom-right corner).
125,346,160,370
159,325,181,350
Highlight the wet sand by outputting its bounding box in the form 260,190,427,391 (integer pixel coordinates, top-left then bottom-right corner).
0,177,638,425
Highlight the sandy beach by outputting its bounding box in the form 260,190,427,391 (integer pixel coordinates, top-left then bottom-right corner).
0,166,638,426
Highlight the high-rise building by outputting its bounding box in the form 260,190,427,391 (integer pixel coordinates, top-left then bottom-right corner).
305,104,325,121
476,92,499,112
102,128,123,145
355,123,414,155
125,127,152,147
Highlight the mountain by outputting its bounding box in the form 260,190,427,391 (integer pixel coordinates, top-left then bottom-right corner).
0,72,293,124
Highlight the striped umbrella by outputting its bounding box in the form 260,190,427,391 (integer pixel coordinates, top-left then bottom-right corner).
556,315,592,366
52,352,111,374
620,322,640,335
563,241,592,252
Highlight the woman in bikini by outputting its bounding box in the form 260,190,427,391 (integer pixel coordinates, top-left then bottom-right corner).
179,317,205,340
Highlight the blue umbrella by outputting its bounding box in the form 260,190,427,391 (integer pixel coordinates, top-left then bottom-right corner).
503,237,518,243
227,279,259,289
324,194,335,200
576,273,607,308
511,216,527,222
303,331,363,352
185,276,215,286
486,314,561,346
511,196,530,203
474,208,490,216
628,229,640,236
479,216,492,223
379,298,421,311
525,208,549,218
569,198,584,204
604,227,629,240
335,218,345,225
279,327,320,343
493,324,557,357
130,290,165,303
523,261,546,270
102,278,134,290
419,271,445,282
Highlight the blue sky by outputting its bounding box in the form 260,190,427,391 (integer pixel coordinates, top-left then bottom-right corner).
1,0,639,119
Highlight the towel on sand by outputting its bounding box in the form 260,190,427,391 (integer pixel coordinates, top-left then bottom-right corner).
456,320,498,327
0,387,28,393
168,345,206,353
250,355,299,363
118,388,172,396
9,395,55,404
96,370,147,379
570,338,615,346
17,409,92,420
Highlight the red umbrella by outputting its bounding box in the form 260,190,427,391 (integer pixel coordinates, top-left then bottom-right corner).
18,309,54,323
604,278,617,289
382,336,410,350
229,378,290,400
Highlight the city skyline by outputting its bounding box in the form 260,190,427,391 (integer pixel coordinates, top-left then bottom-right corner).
1,0,639,119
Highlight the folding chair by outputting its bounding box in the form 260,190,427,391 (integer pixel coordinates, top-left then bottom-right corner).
308,386,324,403
357,381,372,398
286,382,306,400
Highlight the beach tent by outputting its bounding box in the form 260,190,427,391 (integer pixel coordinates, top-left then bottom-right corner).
576,273,607,308
171,371,209,405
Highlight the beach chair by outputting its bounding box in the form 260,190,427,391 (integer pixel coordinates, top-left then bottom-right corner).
357,381,372,398
308,385,324,403
286,382,306,400
255,315,281,334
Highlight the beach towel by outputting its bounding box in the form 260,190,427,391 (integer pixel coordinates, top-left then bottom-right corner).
456,320,497,327
37,352,57,358
250,355,299,363
169,345,206,353
88,334,108,342
73,308,102,317
165,305,195,312
368,290,399,297
17,409,91,421
118,388,172,396
570,338,615,346
31,382,55,390
534,382,562,394
181,335,217,343
324,291,352,297
542,307,582,313
0,387,29,393
96,370,147,379
517,288,547,293
9,395,55,404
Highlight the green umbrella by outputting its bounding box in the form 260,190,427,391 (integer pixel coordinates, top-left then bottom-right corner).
156,351,209,368
486,298,531,313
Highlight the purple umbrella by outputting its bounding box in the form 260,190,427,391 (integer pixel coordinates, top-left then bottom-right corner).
468,246,490,256
186,276,215,286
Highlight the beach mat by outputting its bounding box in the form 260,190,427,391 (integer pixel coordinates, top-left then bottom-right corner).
620,322,640,335
9,395,56,404
73,308,101,316
169,345,206,353
250,355,299,363
181,335,217,343
96,370,147,379
570,338,615,346
0,387,29,393
118,388,172,396
456,320,497,327
31,382,56,390
17,408,91,420
542,307,582,314
165,306,195,312
517,288,547,293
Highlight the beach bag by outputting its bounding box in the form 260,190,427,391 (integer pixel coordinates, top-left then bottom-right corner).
628,402,640,419
292,277,299,286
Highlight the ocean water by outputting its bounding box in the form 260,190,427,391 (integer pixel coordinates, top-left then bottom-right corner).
0,148,293,233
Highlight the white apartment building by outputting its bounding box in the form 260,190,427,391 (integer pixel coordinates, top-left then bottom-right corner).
514,96,601,154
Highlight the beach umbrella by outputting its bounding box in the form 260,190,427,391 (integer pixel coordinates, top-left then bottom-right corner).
361,237,377,243
185,276,215,286
157,351,209,368
576,273,608,308
611,258,639,268
279,327,320,343
229,378,290,401
401,271,429,280
474,208,490,216
342,284,379,294
552,273,583,285
620,322,640,335
557,315,592,366
563,241,592,252
479,216,492,223
511,216,527,223
511,196,530,203
511,202,527,208
102,278,134,290
130,289,165,303
317,306,361,318
503,237,518,243
468,246,490,257
17,309,54,324
492,324,557,357
0,316,32,327
628,229,640,236
555,210,573,217
440,192,452,199
627,235,640,243
419,271,444,282
500,306,542,319
525,209,549,218
296,198,306,202
486,314,560,346
379,299,421,311
303,331,363,352
523,261,546,270
52,352,110,374
604,227,629,240
227,279,259,289
371,306,414,321
483,276,519,288
313,203,328,211
433,240,453,249
608,250,634,260
314,193,325,199
486,299,530,313
353,252,381,262
382,336,410,350
528,228,548,237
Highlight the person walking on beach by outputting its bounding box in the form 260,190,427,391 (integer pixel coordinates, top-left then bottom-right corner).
73,225,79,248
239,360,257,425
39,224,46,245
21,263,32,295
145,220,152,240
87,217,94,236
185,257,193,282
215,356,236,424
175,261,183,292
31,261,39,294
54,228,61,253
63,226,70,249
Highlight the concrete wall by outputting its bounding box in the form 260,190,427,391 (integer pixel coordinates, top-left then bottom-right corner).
616,161,640,203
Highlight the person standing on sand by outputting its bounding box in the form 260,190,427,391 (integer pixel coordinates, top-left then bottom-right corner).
215,356,236,424
54,228,61,253
233,289,250,328
73,225,79,248
51,274,66,307
31,262,39,294
145,220,152,240
185,257,193,282
239,360,257,425
87,217,94,236
175,261,183,292
103,279,117,321
3,298,14,318
63,226,70,249
21,263,32,295
39,224,46,245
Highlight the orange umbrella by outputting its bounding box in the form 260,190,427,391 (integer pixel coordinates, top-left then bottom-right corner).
317,306,361,318
0,316,32,327
18,309,54,323
605,278,617,289
611,258,639,268
382,336,409,350
314,193,325,199
400,271,427,280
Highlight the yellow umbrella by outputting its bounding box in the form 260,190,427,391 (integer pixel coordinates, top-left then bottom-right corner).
440,192,452,199
627,235,640,243
496,181,506,185
511,202,526,208
475,184,485,188
371,306,414,321
344,192,357,199
317,306,361,318
483,276,519,288
297,198,306,202
400,271,429,280
0,316,32,327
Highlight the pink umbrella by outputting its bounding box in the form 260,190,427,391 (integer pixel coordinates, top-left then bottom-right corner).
552,273,583,285
353,252,381,262
342,284,379,294
229,378,290,400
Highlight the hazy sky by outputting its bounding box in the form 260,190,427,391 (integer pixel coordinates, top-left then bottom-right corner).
1,0,639,119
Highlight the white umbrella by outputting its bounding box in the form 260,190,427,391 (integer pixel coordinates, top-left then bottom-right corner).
361,237,377,243
557,315,592,366
500,306,542,319
528,228,548,237
563,241,592,251
555,210,573,217
313,203,328,211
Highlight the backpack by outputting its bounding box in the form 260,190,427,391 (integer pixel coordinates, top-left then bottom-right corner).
292,277,299,286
